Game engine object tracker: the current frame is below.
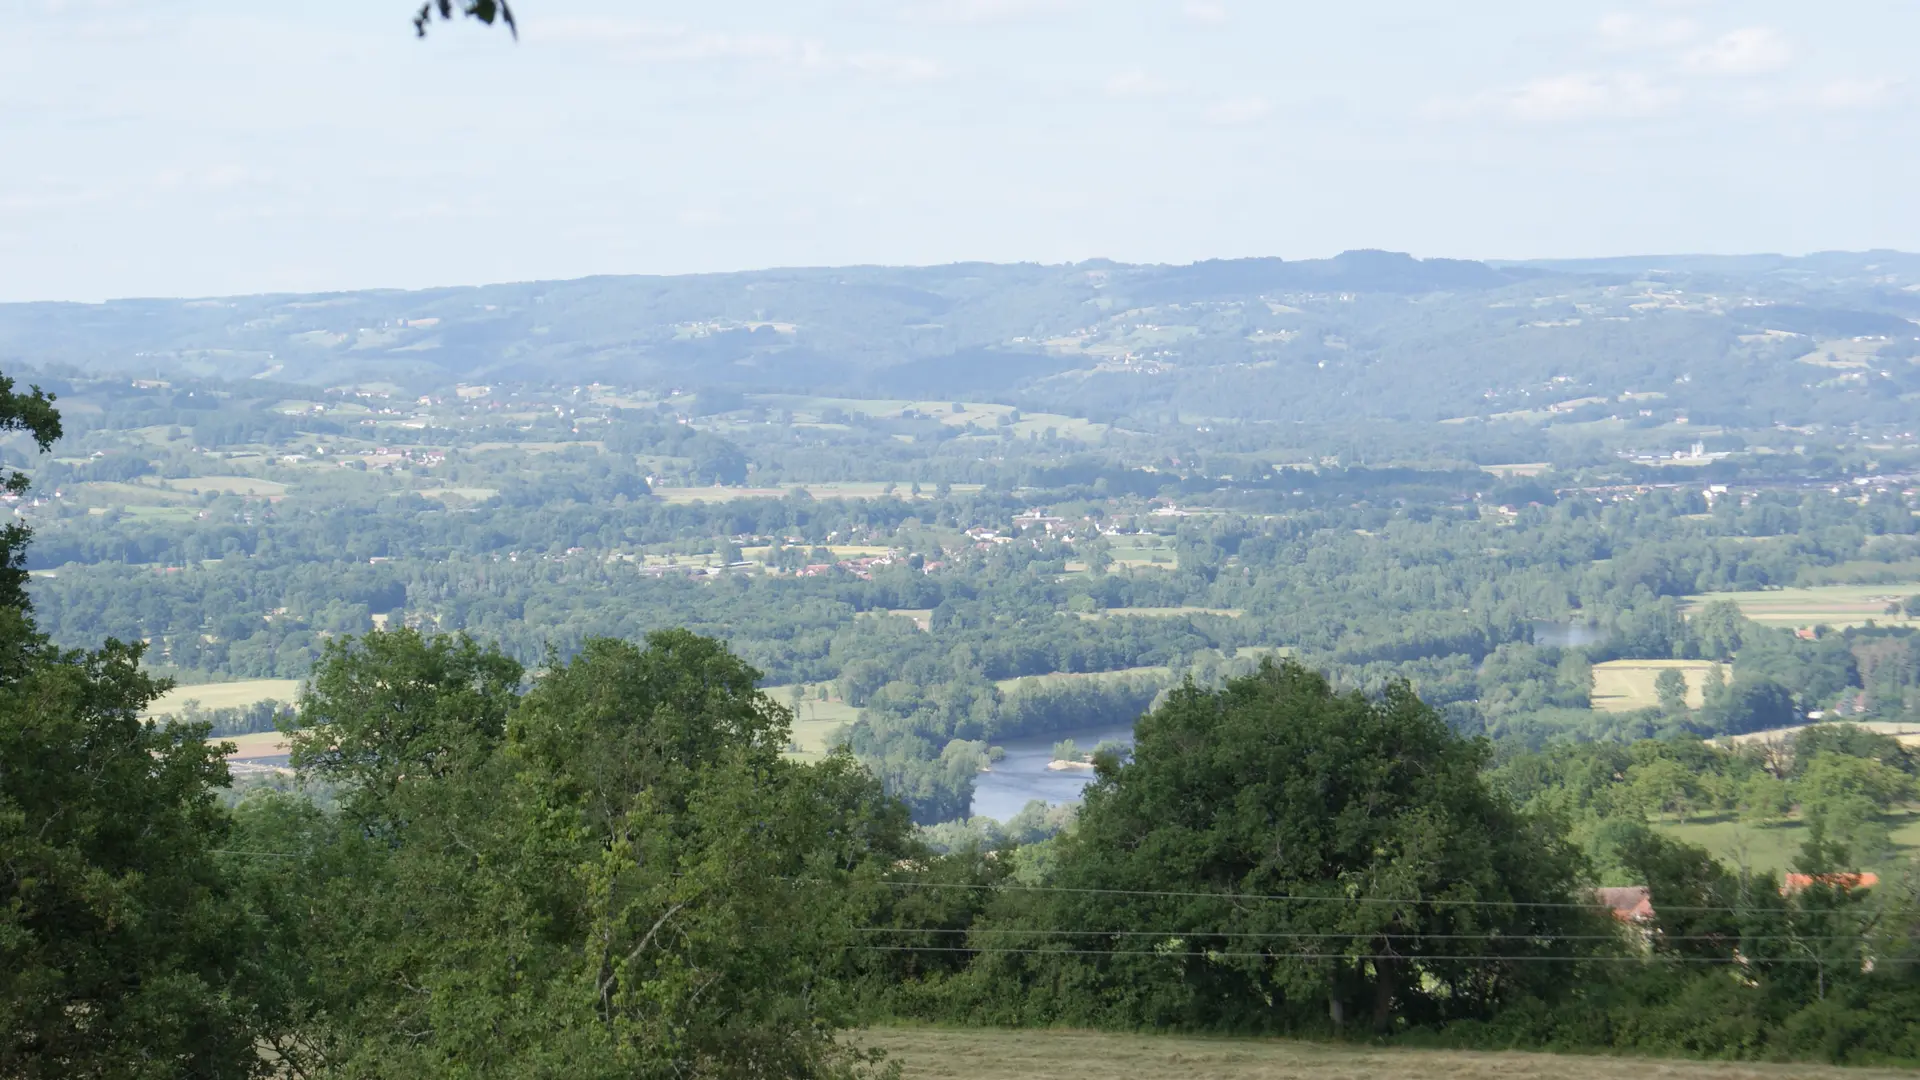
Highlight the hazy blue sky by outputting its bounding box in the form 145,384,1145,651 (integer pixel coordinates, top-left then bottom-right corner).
4,0,1914,300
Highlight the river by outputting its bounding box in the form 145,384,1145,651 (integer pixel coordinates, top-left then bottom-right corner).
1530,619,1607,648
971,723,1135,821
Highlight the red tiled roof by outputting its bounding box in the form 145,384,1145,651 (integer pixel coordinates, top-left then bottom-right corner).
1595,886,1654,922
1783,872,1878,894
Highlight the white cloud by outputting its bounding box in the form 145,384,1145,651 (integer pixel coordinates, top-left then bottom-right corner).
1105,69,1172,98
898,0,1074,24
1183,1,1228,26
1682,27,1793,76
533,19,937,81
1507,72,1675,121
1811,77,1903,110
1203,96,1269,126
1425,71,1679,123
1596,12,1700,51
845,51,943,81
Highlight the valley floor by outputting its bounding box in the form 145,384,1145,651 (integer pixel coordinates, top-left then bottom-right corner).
855,1026,1917,1080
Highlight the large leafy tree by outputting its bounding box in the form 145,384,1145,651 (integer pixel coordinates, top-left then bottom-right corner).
247,628,912,1078
1,384,267,1077
0,374,60,618
969,660,1602,1033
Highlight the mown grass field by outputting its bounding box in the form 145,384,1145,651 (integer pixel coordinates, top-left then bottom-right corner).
1684,584,1920,630
1658,810,1920,875
1590,660,1730,712
161,475,289,497
853,1027,1909,1080
762,685,861,758
148,677,303,717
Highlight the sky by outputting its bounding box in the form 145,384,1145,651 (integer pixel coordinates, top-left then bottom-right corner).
3,0,1915,301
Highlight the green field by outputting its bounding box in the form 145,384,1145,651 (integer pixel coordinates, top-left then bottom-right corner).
857,608,934,631
994,664,1172,693
71,480,195,505
1480,462,1552,477
147,677,303,717
1685,584,1920,630
1660,809,1920,875
1080,606,1243,619
760,396,1108,441
1590,659,1729,712
853,1026,1903,1080
162,475,289,497
656,482,983,505
763,685,861,758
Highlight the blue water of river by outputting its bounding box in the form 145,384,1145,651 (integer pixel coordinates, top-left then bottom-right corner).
1530,620,1607,649
970,724,1135,821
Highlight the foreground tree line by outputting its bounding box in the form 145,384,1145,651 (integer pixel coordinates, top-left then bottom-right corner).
8,621,1920,1075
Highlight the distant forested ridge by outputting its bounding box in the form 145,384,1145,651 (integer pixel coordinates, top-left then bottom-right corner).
5,249,1919,428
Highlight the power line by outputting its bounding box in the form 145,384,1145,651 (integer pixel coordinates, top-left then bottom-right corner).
858,917,1909,945
846,944,1903,965
204,852,1909,919
874,877,1900,916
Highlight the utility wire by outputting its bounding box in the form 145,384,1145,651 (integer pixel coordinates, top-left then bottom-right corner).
873,877,1903,916
845,944,1906,965
857,924,1909,946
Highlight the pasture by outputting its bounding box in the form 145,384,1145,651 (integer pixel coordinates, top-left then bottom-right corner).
857,608,934,631
994,664,1173,693
763,685,861,758
1797,337,1893,369
1589,659,1730,712
1661,809,1920,875
147,677,303,717
655,482,984,505
1684,584,1920,630
1480,462,1552,477
853,1026,1905,1080
161,475,289,497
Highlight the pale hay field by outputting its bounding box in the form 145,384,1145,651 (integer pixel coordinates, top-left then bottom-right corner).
1590,660,1730,712
148,678,303,717
1684,585,1920,631
854,1027,1912,1080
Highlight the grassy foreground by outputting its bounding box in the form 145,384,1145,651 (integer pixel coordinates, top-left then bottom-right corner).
853,1027,1917,1080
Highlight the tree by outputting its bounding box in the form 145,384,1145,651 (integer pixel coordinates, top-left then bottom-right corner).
0,374,61,614
2,385,267,1078
248,629,914,1078
413,0,516,37
288,627,524,821
974,660,1599,1034
1737,772,1792,825
1655,668,1689,714
1,640,267,1079
1795,751,1913,861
